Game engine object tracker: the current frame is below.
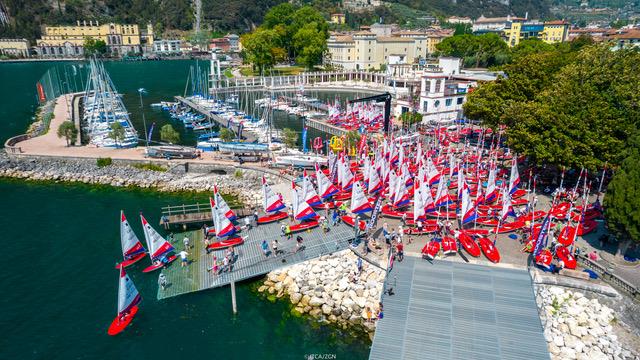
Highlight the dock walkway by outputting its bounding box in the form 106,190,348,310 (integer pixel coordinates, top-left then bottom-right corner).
157,220,358,300
369,257,549,360
175,96,257,142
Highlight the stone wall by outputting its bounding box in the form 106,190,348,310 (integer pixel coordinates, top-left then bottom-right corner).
258,250,385,334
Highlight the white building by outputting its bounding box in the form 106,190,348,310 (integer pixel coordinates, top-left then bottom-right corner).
153,39,182,54
447,16,472,24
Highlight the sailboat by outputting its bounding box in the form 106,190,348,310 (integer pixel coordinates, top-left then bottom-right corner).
302,170,322,207
257,176,288,224
107,265,141,336
289,181,319,233
207,200,244,250
114,211,147,269
315,163,340,203
140,214,177,273
213,185,236,221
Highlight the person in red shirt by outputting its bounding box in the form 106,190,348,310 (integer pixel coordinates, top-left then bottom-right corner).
396,242,404,262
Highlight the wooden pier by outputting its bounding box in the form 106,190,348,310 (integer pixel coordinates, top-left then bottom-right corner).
159,203,251,228
369,257,549,360
174,96,257,142
304,117,348,137
156,220,359,300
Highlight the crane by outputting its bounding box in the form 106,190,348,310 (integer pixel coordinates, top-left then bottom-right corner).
348,92,392,133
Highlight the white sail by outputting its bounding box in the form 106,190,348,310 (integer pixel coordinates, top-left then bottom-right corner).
350,180,372,214
291,181,316,220
117,265,141,316
140,214,174,260
413,182,426,221
120,211,144,258
214,185,235,220
302,170,321,206
262,176,286,213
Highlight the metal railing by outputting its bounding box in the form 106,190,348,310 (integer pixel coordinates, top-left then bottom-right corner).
576,254,640,299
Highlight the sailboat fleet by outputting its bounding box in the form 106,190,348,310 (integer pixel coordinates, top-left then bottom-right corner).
82,59,138,148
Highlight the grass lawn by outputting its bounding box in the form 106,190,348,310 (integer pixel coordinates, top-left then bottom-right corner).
239,65,309,77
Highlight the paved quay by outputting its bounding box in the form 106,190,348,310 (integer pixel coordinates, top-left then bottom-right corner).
369,256,549,360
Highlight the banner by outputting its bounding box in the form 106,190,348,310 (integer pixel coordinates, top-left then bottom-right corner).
302,127,308,153
147,122,155,143
533,214,551,256
366,196,384,231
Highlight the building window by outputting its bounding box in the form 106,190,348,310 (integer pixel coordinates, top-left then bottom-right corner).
348,56,350,60
368,56,371,60
128,37,131,44
434,100,440,107
423,101,428,112
445,99,452,107
457,97,463,105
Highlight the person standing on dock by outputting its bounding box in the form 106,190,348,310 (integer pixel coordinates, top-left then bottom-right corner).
178,250,189,268
158,273,168,290
295,235,304,253
272,239,280,256
260,239,270,258
204,237,211,254
207,256,219,276
183,236,190,250
222,256,230,273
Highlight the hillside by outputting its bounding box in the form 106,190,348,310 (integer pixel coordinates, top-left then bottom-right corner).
0,0,285,42
386,0,552,19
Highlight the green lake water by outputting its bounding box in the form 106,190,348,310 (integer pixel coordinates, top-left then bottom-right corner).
0,60,370,360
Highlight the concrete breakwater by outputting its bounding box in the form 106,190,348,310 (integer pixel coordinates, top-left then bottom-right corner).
0,152,278,204
258,250,385,335
535,285,639,360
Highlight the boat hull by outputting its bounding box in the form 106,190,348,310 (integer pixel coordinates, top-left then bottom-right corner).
114,252,146,269
107,306,139,336
289,220,319,233
207,236,244,250
142,255,177,273
257,211,288,224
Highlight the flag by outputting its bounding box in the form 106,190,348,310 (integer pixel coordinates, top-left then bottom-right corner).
366,196,384,230
147,122,155,143
302,127,308,153
533,214,551,256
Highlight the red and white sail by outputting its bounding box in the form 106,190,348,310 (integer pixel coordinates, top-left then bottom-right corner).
141,214,174,261
426,157,440,185
393,170,410,208
460,184,477,225
367,162,382,194
262,176,286,213
120,211,145,260
388,170,398,201
292,181,317,221
413,182,426,221
486,165,497,202
302,170,322,207
214,185,236,221
434,175,452,207
508,158,520,195
213,201,236,238
350,180,372,214
340,157,354,191
116,265,141,318
421,180,436,213
315,163,339,199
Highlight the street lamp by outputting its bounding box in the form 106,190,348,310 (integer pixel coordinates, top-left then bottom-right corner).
138,88,149,147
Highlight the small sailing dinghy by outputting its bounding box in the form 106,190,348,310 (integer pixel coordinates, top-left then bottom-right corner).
206,201,243,250
257,176,288,224
213,185,236,221
421,240,440,260
107,265,141,336
289,181,319,233
114,211,147,269
477,237,501,263
140,214,177,273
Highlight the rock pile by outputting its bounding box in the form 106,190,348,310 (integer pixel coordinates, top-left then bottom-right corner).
536,285,638,360
0,152,281,204
258,250,385,333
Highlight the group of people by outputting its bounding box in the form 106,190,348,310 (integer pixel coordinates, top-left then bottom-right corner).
207,246,236,275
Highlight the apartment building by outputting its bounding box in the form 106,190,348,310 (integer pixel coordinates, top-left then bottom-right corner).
326,29,453,70
0,38,30,57
36,21,154,57
474,16,569,47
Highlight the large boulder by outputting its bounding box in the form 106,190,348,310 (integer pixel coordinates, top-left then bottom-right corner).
290,292,302,305
309,296,324,307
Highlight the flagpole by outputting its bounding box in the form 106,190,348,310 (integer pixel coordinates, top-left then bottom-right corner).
138,88,148,148
597,163,607,201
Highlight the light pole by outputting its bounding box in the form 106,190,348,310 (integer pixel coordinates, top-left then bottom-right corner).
138,88,148,147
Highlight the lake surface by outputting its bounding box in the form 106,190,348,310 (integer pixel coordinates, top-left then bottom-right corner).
0,60,370,360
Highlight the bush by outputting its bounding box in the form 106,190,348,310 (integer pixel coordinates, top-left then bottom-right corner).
96,157,113,167
234,169,243,178
132,163,167,172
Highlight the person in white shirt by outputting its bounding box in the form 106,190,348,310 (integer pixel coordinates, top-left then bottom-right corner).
178,250,189,267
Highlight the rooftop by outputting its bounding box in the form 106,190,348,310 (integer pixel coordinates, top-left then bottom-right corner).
369,257,550,360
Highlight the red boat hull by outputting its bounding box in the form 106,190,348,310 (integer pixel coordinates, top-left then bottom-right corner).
207,236,244,250
477,237,501,263
142,255,177,273
257,211,288,224
463,228,490,236
497,220,525,233
312,201,342,210
421,241,440,260
536,249,553,269
403,226,439,235
441,237,458,255
457,232,481,257
381,205,413,219
289,220,319,233
341,215,366,231
114,252,146,269
555,246,577,269
333,192,352,201
107,306,139,336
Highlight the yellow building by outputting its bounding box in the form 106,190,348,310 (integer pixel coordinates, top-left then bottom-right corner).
541,20,570,44
0,38,30,57
327,29,453,70
36,21,153,57
330,13,346,25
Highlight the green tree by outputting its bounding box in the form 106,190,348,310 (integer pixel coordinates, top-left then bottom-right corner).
435,33,510,68
219,127,235,142
464,44,640,169
400,111,423,128
344,130,361,150
604,134,640,259
241,28,286,75
160,124,180,144
56,120,77,146
293,22,327,69
83,37,107,57
108,122,125,146
283,128,298,148
510,38,555,60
